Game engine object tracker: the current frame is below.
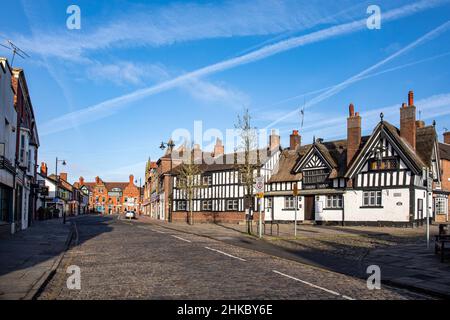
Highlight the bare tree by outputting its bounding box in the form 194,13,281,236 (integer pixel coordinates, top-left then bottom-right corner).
235,109,261,235
176,144,205,225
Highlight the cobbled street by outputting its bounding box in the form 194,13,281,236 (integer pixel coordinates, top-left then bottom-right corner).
38,215,433,300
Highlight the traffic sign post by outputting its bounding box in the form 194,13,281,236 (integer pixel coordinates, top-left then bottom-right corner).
293,183,298,237
255,177,265,239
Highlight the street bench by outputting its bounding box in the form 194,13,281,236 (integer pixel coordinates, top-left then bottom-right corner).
434,235,450,262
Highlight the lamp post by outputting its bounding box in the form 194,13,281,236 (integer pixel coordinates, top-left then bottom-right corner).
55,157,67,224
160,140,175,222
135,178,142,215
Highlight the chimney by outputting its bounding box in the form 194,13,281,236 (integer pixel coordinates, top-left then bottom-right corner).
95,176,100,184
415,120,425,129
129,174,134,184
444,131,450,144
60,172,68,182
79,176,84,185
400,90,416,150
269,129,280,150
290,130,301,150
193,144,202,163
347,103,361,166
40,162,47,176
213,138,224,157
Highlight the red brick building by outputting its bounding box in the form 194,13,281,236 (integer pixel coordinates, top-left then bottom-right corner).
440,132,450,218
79,175,142,214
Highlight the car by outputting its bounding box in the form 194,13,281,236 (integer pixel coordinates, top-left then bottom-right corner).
125,211,136,219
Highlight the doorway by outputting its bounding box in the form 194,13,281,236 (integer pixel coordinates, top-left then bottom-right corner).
304,195,315,221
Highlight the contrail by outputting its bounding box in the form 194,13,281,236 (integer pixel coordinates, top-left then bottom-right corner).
265,20,450,129
39,0,449,136
257,51,450,110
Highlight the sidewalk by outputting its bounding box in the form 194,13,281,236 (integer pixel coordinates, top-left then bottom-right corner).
0,218,73,300
363,243,450,298
137,216,450,298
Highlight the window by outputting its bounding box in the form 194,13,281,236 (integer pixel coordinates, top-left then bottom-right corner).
303,169,328,184
19,135,25,162
201,200,212,211
284,196,296,209
326,195,343,208
226,199,239,211
363,191,382,207
435,197,446,215
178,200,187,211
202,175,212,186
369,158,398,171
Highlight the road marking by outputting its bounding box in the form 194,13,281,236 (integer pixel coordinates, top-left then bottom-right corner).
204,247,246,262
272,270,354,300
171,235,192,243
152,229,166,234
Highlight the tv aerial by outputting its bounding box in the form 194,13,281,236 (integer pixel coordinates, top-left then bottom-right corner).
0,40,30,67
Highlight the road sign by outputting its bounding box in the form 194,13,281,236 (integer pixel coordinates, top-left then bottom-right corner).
255,176,264,193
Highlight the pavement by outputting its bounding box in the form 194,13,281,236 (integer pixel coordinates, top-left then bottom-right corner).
38,215,431,300
0,218,73,300
137,216,450,299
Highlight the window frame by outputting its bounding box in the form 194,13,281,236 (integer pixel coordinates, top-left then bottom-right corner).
226,199,239,211
362,190,382,207
326,195,343,209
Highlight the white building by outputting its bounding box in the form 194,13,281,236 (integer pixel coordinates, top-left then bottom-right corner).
266,91,448,226
0,58,17,234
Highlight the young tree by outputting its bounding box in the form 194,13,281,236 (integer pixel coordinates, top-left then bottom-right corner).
235,109,261,235
176,144,205,225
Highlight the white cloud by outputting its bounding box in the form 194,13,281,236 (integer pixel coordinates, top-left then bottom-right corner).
14,0,366,62
38,0,449,136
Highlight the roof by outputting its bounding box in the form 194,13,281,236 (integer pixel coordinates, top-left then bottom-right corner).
170,147,280,175
439,142,450,161
48,174,73,191
268,149,303,182
416,125,437,166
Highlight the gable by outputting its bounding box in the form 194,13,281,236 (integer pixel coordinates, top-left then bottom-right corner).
346,122,423,178
294,145,333,172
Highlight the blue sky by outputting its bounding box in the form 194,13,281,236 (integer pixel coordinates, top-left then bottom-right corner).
1,0,450,183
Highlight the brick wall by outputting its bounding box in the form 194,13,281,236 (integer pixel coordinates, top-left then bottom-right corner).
442,159,450,216
171,211,265,224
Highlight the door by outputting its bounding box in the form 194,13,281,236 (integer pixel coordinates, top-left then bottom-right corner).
418,198,424,223
304,195,315,221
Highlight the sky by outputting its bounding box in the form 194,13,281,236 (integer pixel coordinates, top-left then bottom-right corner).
1,0,450,183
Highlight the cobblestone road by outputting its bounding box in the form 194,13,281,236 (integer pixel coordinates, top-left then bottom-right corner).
38,215,432,300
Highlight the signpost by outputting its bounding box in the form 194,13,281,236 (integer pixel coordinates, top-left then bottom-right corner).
255,176,265,239
293,183,298,237
424,167,432,249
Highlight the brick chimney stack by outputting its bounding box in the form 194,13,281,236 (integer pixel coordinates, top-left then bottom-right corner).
129,174,134,184
40,162,48,176
269,129,280,150
213,138,224,157
60,173,67,182
290,130,301,150
400,90,417,150
347,103,362,165
193,144,202,163
444,131,450,144
79,176,84,185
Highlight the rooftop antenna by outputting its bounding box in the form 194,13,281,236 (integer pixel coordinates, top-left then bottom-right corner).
300,96,305,129
418,109,422,121
0,40,30,67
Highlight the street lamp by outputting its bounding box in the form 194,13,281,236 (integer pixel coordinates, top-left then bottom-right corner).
135,178,142,215
160,140,175,222
55,157,67,224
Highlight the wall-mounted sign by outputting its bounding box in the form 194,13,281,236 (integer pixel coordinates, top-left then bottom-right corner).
394,193,402,197
396,202,403,206
315,201,323,213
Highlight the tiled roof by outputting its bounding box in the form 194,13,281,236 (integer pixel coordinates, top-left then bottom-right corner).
439,142,450,161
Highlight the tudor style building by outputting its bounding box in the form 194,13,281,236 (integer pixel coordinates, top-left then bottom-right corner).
266,91,448,226
170,135,282,223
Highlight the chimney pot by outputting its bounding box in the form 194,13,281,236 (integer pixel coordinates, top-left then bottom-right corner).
349,103,355,117
79,176,85,185
60,172,68,182
408,90,414,106
129,174,134,184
